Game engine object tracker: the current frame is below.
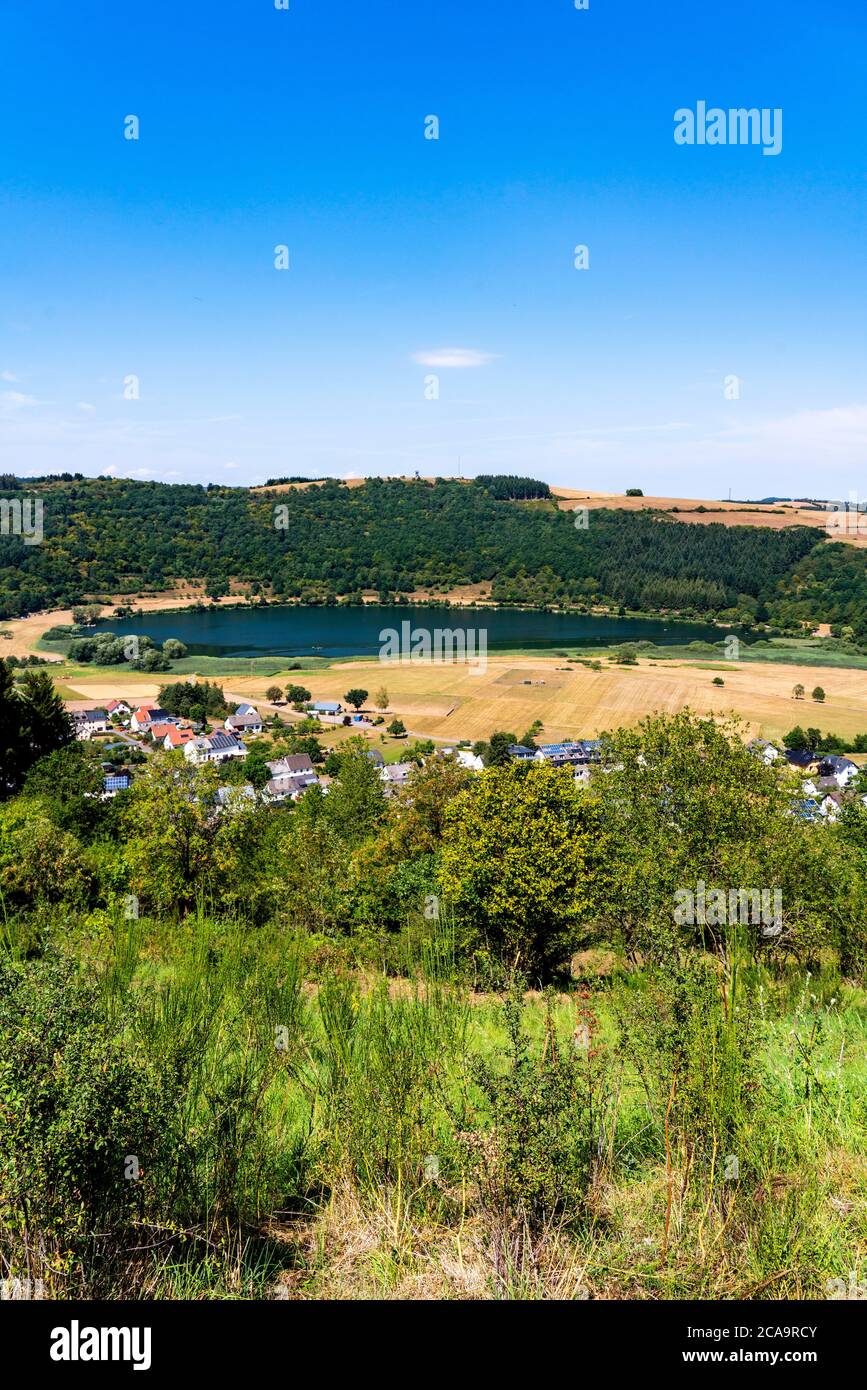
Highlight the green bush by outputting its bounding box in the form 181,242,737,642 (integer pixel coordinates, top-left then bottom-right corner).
463,986,605,1230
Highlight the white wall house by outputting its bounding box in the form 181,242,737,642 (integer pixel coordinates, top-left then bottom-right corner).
73,708,109,741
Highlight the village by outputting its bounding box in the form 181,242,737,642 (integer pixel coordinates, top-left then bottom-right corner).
65,689,867,823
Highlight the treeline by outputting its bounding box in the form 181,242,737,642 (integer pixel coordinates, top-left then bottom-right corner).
1,474,861,631
158,679,227,719
472,475,551,500
262,476,323,486
785,725,867,753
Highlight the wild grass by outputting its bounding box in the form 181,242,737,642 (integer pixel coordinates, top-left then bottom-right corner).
0,913,864,1300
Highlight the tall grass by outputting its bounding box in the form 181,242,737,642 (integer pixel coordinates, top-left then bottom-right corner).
0,911,863,1299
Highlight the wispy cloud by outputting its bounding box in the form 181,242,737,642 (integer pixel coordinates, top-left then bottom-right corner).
0,390,39,410
1,370,18,383
412,347,496,369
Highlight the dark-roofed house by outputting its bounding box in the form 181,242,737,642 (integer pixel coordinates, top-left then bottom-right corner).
130,705,172,732
534,742,589,767
749,738,780,764
184,731,247,764
268,753,316,777
225,710,263,735
784,749,818,770
265,772,319,803
73,708,109,740
508,745,536,761
817,754,859,787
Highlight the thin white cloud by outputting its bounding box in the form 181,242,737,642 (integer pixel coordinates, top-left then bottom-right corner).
0,390,39,410
224,461,238,469
412,347,496,369
1,370,18,382
722,403,867,451
77,401,96,413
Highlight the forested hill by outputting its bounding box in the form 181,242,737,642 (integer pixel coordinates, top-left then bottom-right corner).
0,474,862,633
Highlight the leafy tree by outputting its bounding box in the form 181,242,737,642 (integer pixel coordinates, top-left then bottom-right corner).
0,798,93,905
121,753,264,913
440,762,607,977
71,603,102,625
486,730,517,767
158,680,225,719
0,660,25,795
387,718,406,736
375,686,389,711
243,752,271,790
793,684,805,700
266,685,283,703
323,749,342,777
285,683,311,703
391,757,474,857
812,686,826,703
1,667,74,796
594,711,832,964
784,726,809,750
323,747,389,846
23,743,107,836
344,688,368,711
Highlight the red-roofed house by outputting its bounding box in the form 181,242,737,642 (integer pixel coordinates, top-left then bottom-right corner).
148,723,177,744
130,705,171,732
163,726,196,750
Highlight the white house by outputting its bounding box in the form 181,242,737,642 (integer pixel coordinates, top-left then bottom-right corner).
225,710,263,735
72,708,109,740
816,755,859,789
184,731,247,765
749,739,780,765
456,750,484,772
264,772,319,803
267,754,316,777
130,704,173,732
380,761,414,790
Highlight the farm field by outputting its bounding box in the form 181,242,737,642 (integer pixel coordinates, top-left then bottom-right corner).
62,652,867,745
247,655,867,743
549,487,867,544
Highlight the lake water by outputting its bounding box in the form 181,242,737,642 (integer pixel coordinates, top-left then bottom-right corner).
92,604,734,659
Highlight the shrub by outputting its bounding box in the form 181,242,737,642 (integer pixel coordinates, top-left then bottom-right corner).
462,986,604,1230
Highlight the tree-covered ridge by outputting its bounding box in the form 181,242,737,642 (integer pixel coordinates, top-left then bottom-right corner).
472,474,551,499
0,474,859,630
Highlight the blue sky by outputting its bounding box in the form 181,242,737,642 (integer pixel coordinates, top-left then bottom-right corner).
1,0,865,497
